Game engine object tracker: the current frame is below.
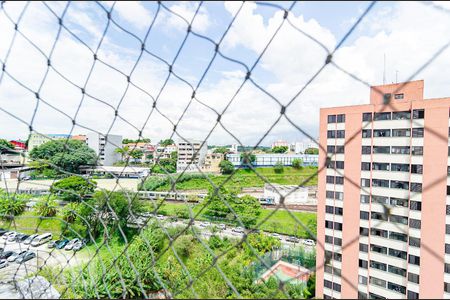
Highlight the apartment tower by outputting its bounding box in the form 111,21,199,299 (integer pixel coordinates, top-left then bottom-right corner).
316,80,450,299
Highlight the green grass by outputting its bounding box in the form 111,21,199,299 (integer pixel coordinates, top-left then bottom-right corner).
152,166,318,191
0,211,63,235
143,201,317,238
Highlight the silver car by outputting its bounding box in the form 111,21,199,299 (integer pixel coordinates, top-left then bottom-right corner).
7,250,27,262
65,238,80,251
0,259,8,269
23,234,39,245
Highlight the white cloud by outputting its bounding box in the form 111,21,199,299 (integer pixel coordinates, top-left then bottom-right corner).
157,1,211,34
111,1,153,31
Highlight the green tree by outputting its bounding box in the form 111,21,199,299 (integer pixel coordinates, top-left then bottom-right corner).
306,273,316,298
203,187,261,228
272,145,288,153
50,176,97,202
123,138,151,144
129,149,143,162
273,161,284,174
174,235,194,258
219,160,234,174
0,193,26,220
170,151,178,160
240,152,256,167
174,205,190,219
156,158,177,173
159,139,175,147
291,158,303,169
246,232,281,255
213,147,228,154
61,202,79,223
304,147,319,154
114,145,130,160
35,198,58,217
29,139,97,173
0,139,14,153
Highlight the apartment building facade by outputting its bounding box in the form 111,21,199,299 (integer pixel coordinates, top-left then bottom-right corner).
86,133,122,166
316,80,450,299
27,132,71,152
176,139,207,172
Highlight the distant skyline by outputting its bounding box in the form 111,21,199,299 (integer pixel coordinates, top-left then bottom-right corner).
2,1,450,146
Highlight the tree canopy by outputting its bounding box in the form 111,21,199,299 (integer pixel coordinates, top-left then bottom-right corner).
240,152,256,167
271,145,288,153
0,139,14,153
219,160,234,174
304,147,319,154
213,147,228,154
29,139,97,173
50,176,97,201
291,158,303,169
159,139,175,147
123,138,151,144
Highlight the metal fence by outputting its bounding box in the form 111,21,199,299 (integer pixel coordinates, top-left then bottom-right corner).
0,1,450,299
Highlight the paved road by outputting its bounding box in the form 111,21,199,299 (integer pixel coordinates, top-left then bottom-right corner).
130,214,316,252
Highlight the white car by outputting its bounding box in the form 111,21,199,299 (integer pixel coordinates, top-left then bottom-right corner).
303,239,315,246
7,250,27,262
0,259,8,269
218,224,226,230
7,232,18,242
30,233,52,247
156,215,165,220
65,238,80,251
271,233,282,240
232,227,244,233
23,234,39,245
1,231,15,240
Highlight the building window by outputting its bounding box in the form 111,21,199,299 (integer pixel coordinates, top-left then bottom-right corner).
391,163,409,172
359,243,369,253
362,112,372,122
413,109,425,119
389,231,407,242
334,237,342,246
447,224,450,235
334,222,343,231
374,112,391,121
362,146,371,154
410,201,422,211
335,192,343,200
327,145,335,153
409,219,421,229
360,195,370,203
390,215,408,225
411,164,423,174
325,235,333,244
369,293,385,299
370,244,387,254
362,162,372,171
370,276,386,288
391,180,409,190
359,259,368,269
362,129,372,138
372,195,389,204
445,263,450,274
373,146,390,154
372,162,389,171
326,205,334,214
389,265,407,277
325,220,334,229
391,146,410,154
371,228,388,238
361,178,370,187
409,237,421,248
336,146,344,153
359,275,368,285
408,254,420,266
388,248,407,260
394,93,404,100
360,211,369,220
390,197,408,207
324,279,333,289
388,282,406,295
335,176,344,185
412,146,423,155
333,283,341,292
411,183,422,193
392,111,410,120
372,178,389,188
337,114,345,123
408,273,420,284
412,128,424,138
373,129,391,137
326,160,335,169
326,176,335,184
324,265,333,274
336,130,345,138
326,191,335,199
445,283,450,293
407,291,419,299
392,128,411,137
371,212,387,221
327,130,336,138
335,161,344,169
333,252,342,262
334,207,343,215
445,244,450,254
360,227,369,236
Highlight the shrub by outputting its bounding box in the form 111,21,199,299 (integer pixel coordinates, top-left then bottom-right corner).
62,202,79,223
291,158,303,169
174,206,190,219
50,176,97,202
219,160,234,174
174,235,194,258
35,199,58,217
0,193,26,220
273,161,284,174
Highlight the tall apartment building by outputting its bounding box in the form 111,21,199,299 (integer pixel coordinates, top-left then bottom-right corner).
176,139,207,172
316,80,450,299
86,132,122,166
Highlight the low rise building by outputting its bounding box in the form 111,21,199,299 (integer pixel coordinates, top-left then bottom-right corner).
27,132,71,152
263,183,313,205
226,153,318,167
72,134,87,144
200,153,224,173
86,133,122,166
176,139,207,172
271,139,289,149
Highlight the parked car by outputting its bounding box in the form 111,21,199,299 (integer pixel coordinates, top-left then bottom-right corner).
47,240,58,249
232,227,245,233
1,231,14,240
285,236,300,243
0,250,15,259
218,224,226,230
30,233,53,247
7,232,18,242
7,250,27,262
156,215,165,220
72,240,86,252
65,238,80,251
16,251,36,263
15,234,30,243
271,233,282,240
0,228,7,236
56,239,70,249
303,239,315,246
0,259,8,269
23,234,39,245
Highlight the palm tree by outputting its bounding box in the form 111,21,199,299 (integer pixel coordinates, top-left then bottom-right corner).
115,145,130,161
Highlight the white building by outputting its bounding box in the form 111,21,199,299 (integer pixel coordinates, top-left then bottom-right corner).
271,139,289,149
155,144,177,159
226,153,318,167
176,139,207,172
291,142,305,154
86,133,122,166
263,183,311,205
27,132,71,152
229,144,238,153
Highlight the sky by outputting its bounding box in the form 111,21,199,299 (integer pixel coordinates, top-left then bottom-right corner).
1,1,450,147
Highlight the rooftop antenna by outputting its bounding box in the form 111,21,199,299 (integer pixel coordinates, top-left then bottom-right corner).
383,53,386,84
